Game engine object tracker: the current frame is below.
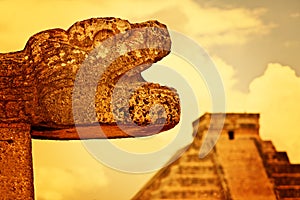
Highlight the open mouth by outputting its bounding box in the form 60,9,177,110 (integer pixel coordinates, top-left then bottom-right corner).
0,17,181,139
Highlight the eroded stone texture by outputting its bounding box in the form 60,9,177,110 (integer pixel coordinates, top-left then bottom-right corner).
0,18,180,200
0,124,34,199
132,113,278,200
0,18,180,134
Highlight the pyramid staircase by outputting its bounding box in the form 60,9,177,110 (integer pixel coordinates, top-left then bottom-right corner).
256,140,300,200
132,144,230,199
132,113,300,200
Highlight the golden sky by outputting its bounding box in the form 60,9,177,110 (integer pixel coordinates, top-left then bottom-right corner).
1,0,300,199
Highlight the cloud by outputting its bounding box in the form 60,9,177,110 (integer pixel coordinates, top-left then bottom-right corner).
35,167,108,200
290,12,300,18
181,6,273,46
32,140,154,199
246,63,300,163
283,40,300,48
207,59,300,163
32,141,109,200
0,0,273,52
0,0,294,198
212,56,247,112
142,1,274,47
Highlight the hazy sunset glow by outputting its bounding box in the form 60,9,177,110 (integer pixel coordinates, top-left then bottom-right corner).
0,0,299,199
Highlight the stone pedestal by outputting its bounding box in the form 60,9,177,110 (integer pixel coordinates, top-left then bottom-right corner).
0,124,34,199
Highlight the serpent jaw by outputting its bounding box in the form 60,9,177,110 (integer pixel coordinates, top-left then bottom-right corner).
0,18,180,137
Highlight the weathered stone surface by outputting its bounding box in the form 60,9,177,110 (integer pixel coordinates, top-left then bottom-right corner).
256,140,300,199
0,18,180,200
0,18,180,139
132,113,278,200
0,124,34,199
133,113,300,200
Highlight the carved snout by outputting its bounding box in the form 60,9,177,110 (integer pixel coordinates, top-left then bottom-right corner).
0,18,181,139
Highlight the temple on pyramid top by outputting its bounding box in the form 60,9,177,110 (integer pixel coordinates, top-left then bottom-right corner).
132,113,300,200
199,112,260,136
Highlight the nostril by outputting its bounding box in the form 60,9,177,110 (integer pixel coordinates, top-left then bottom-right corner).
7,139,14,144
0,138,14,144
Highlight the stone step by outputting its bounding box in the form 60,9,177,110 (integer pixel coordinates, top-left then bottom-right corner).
177,166,217,175
277,186,300,198
277,185,300,190
156,189,224,199
179,161,214,167
270,164,300,174
272,173,300,178
151,197,224,200
164,177,221,187
265,152,290,164
267,160,290,165
274,176,300,186
174,157,214,165
160,186,221,192
181,154,214,163
261,141,276,153
153,198,222,200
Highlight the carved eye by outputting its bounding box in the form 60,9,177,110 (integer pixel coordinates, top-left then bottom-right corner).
93,29,115,45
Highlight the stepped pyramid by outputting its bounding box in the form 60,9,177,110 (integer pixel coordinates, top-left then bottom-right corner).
132,113,300,200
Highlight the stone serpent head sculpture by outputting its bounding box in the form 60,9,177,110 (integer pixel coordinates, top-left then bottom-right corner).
0,18,180,139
